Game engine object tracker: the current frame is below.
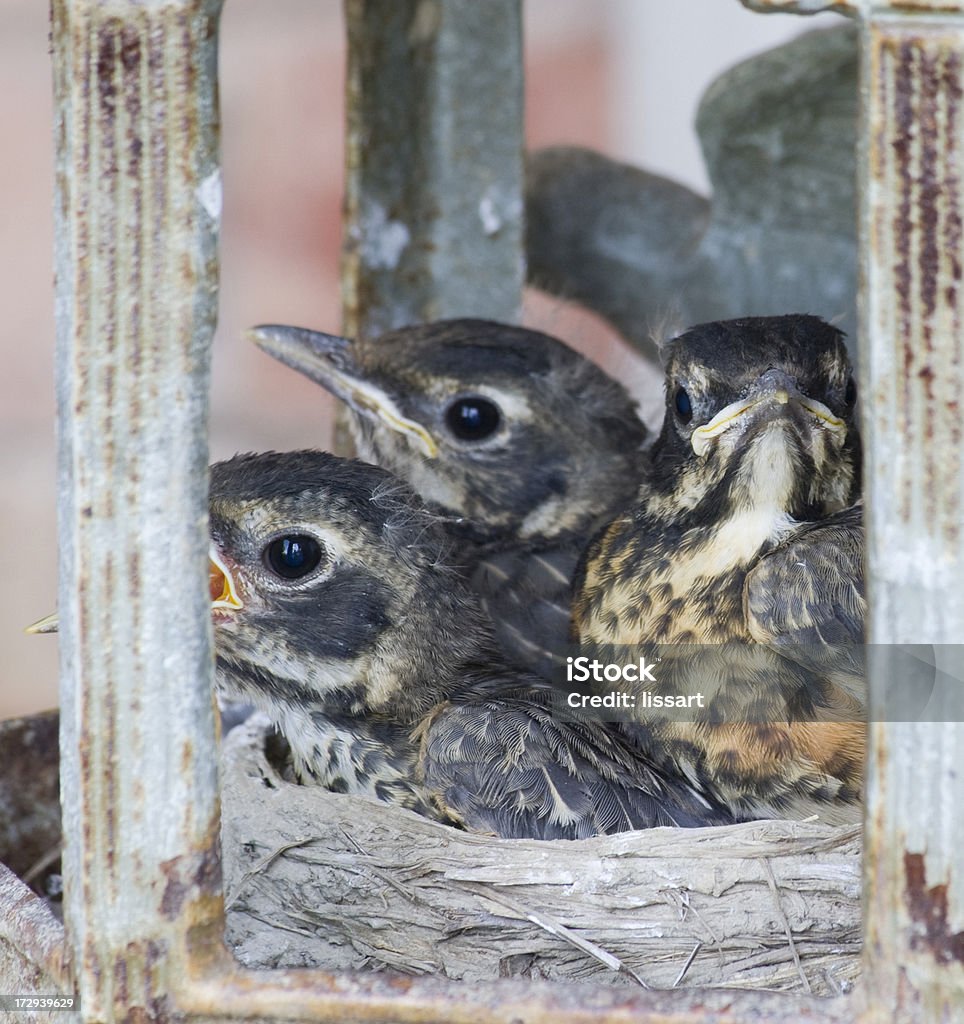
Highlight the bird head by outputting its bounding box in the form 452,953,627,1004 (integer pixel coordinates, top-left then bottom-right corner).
208,450,492,726
248,319,647,545
651,315,860,519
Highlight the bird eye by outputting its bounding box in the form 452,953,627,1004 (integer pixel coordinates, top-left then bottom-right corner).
445,396,501,441
264,535,323,580
844,376,857,408
674,386,693,424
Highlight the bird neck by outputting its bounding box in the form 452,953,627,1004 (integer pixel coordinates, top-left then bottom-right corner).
364,585,504,721
649,433,809,528
638,440,802,576
574,441,803,649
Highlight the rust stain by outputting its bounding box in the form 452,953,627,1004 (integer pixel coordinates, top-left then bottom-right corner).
103,673,117,880
96,28,117,114
386,974,416,995
97,26,119,184
120,26,143,172
158,873,188,921
881,29,964,537
918,48,940,332
904,851,964,964
121,22,144,384
917,44,940,524
146,34,167,248
895,3,964,11
944,51,964,549
159,841,222,921
889,38,917,530
129,549,141,646
113,954,129,1010
119,24,141,77
180,10,198,99
943,51,963,302
891,38,915,354
106,938,171,1023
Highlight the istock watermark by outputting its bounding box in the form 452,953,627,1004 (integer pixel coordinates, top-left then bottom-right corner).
549,644,964,723
566,655,659,684
564,655,706,710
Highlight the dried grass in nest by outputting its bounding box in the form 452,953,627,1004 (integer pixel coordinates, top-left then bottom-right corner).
221,714,861,996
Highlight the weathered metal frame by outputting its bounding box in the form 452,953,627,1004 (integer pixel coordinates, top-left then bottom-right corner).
1,0,961,1020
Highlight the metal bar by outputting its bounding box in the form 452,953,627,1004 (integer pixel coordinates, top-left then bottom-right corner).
746,0,964,1019
51,0,226,1019
178,968,851,1024
342,0,524,339
859,12,964,1021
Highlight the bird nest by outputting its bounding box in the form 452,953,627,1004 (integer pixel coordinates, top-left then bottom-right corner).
221,714,862,995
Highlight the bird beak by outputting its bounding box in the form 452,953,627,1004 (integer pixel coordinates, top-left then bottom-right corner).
25,611,59,635
247,324,439,459
691,371,847,456
210,545,243,612
26,550,242,634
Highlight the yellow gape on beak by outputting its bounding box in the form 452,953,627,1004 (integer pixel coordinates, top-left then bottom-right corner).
690,398,758,456
210,545,243,611
691,393,847,456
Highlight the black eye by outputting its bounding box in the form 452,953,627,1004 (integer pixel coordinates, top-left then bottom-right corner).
264,535,323,580
674,386,693,424
445,396,501,441
844,376,857,407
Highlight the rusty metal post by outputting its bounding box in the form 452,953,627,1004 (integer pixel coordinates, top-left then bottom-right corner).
745,1,964,1020
860,12,964,1021
51,0,226,1019
342,0,524,340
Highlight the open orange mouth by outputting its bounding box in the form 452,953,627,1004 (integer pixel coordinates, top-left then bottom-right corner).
209,546,243,611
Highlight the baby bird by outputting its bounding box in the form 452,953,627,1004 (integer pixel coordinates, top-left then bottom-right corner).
208,450,734,838
248,319,649,676
573,315,866,824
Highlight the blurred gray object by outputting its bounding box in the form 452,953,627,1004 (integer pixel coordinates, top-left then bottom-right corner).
526,26,858,361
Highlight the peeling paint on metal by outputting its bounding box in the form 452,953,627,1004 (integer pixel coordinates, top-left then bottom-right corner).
478,185,522,237
196,169,222,221
358,202,411,270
